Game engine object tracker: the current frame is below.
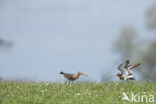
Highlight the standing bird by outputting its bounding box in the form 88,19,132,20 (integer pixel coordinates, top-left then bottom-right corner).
60,71,87,82
115,60,141,81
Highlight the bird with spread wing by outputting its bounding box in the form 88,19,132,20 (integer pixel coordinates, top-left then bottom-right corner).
115,60,141,81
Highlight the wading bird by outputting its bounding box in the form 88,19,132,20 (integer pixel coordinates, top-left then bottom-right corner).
60,71,87,83
115,60,141,81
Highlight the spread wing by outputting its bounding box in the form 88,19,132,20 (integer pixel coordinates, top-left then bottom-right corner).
127,63,141,75
128,63,141,70
118,60,130,75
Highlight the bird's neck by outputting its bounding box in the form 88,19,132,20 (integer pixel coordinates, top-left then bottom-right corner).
74,74,80,79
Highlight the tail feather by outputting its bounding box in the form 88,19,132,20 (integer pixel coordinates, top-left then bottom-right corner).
60,72,64,74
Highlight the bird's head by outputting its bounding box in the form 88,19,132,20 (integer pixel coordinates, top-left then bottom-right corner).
116,73,122,77
78,72,88,76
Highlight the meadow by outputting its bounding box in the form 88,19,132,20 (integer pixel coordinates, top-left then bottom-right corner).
0,81,156,104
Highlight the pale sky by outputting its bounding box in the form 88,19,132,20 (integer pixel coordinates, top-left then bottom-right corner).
0,0,155,82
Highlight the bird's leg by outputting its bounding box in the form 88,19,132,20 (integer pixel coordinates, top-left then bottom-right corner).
65,80,70,85
65,81,72,86
69,81,72,86
68,81,70,85
66,80,72,85
126,79,130,83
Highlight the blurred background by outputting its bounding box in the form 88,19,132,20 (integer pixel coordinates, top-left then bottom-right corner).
0,0,156,82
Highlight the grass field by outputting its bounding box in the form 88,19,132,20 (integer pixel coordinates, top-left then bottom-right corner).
0,81,156,104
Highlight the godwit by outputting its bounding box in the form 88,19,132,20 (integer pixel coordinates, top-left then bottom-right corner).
60,71,87,82
116,60,141,81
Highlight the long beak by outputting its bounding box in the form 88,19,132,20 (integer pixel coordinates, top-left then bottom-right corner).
82,74,88,76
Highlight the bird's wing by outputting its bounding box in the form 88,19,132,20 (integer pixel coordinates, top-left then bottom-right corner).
118,60,130,75
64,74,74,80
128,63,141,70
127,63,141,75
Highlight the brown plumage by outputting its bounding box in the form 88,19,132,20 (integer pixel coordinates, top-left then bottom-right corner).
116,73,125,80
60,71,87,81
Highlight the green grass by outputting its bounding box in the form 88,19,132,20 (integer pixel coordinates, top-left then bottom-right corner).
0,81,156,104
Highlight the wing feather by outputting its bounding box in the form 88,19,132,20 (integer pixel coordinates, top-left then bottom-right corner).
64,74,74,80
118,60,130,75
128,63,141,70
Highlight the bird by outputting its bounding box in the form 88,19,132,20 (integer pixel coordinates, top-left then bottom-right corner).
115,60,141,81
60,71,87,82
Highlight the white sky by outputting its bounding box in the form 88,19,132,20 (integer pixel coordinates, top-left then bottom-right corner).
0,0,155,82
